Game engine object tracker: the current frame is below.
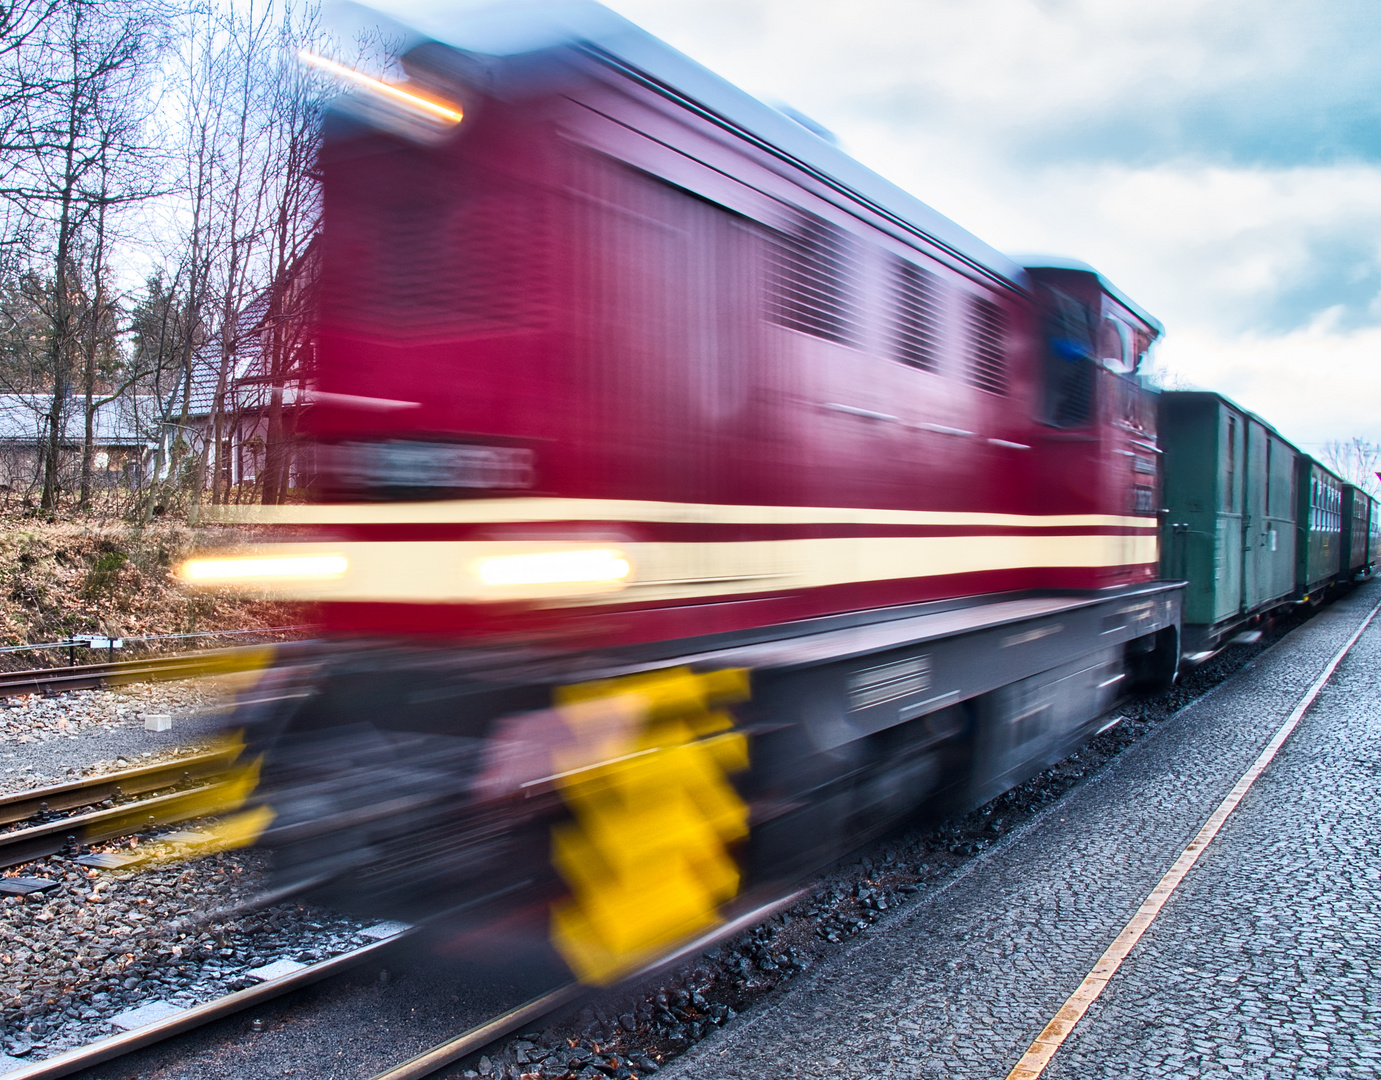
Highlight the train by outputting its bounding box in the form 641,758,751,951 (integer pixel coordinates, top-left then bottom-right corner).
184,2,1379,985
1160,392,1378,655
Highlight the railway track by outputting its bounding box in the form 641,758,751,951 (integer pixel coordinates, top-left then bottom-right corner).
0,892,802,1080
0,748,241,869
0,643,281,699
0,925,415,1080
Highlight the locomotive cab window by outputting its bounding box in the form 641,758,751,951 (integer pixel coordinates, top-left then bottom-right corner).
1098,316,1135,373
1040,288,1096,427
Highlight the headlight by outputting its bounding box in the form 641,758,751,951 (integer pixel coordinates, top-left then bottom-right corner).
177,554,349,585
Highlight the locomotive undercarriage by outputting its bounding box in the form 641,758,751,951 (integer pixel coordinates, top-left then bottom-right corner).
231,583,1182,981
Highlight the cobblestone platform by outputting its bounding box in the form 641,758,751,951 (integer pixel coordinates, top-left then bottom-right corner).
662,581,1381,1080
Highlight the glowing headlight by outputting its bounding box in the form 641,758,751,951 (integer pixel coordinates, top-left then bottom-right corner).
299,50,464,128
177,554,349,584
474,549,632,589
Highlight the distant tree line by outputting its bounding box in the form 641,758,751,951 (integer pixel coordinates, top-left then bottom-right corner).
0,0,344,516
1323,438,1381,499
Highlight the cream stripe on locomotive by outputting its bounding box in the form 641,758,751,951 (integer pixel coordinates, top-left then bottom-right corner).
206,498,1161,531
189,532,1160,604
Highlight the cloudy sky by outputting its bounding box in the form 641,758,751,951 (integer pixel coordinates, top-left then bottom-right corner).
381,0,1381,452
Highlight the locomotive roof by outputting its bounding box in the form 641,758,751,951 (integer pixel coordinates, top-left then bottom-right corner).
1017,256,1164,336
389,0,1028,291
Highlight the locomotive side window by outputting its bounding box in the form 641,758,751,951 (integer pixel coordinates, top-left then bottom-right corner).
764,212,860,345
965,295,1007,394
1098,316,1135,373
888,258,942,372
1041,288,1095,427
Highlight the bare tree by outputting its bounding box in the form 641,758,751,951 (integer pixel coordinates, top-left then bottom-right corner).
1323,438,1381,498
75,141,126,507
256,6,323,506
0,0,335,517
201,0,277,508
3,0,164,510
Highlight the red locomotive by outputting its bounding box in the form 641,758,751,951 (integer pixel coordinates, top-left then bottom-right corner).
192,2,1185,983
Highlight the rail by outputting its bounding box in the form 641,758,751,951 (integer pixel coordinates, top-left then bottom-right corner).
0,749,240,869
0,641,293,698
0,626,305,663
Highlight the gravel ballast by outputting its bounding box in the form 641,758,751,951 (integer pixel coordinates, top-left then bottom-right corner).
0,676,381,1069
0,679,229,795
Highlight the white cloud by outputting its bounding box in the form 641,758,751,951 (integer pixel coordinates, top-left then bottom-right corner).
606,0,1376,151
841,134,1381,316
1155,318,1381,449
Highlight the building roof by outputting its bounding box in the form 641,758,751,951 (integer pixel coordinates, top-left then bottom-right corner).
0,394,159,447
167,239,320,421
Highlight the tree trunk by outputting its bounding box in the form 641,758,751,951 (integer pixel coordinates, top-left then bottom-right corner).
79,187,110,508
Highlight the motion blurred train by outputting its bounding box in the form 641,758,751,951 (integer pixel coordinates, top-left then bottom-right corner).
186,2,1381,984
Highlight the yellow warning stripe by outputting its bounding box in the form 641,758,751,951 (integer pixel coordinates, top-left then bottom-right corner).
1006,598,1381,1080
187,532,1159,604
205,497,1158,531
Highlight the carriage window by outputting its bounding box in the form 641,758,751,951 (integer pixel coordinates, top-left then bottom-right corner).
765,213,860,344
889,259,942,372
1041,288,1095,427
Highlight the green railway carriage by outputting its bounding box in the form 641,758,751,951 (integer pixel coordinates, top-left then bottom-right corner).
1296,458,1344,600
1372,494,1381,566
1341,484,1377,578
1159,391,1299,651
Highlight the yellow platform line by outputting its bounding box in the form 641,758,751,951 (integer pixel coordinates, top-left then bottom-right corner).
1006,596,1381,1080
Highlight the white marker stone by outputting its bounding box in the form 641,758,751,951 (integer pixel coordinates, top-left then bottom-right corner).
143,714,173,732
359,921,411,940
109,1000,184,1031
246,958,307,982
160,830,214,846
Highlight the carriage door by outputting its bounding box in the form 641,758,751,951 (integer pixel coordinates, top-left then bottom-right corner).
1216,410,1244,624
1240,418,1270,614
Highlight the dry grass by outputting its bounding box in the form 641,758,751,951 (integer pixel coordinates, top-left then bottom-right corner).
0,517,299,668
